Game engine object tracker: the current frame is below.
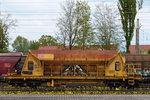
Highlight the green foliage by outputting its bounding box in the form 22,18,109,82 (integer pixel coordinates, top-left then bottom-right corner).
0,21,9,53
75,1,95,50
118,0,143,53
39,35,58,46
12,35,58,52
29,40,40,50
12,36,29,52
147,49,150,54
57,0,94,50
0,15,15,53
139,50,143,54
121,51,127,54
56,0,75,49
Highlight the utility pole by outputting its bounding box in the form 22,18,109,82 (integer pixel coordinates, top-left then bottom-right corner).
135,18,139,54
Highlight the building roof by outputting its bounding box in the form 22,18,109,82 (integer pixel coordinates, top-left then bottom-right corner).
129,45,150,54
39,46,71,50
30,50,120,61
0,53,22,57
38,46,59,50
9,52,23,55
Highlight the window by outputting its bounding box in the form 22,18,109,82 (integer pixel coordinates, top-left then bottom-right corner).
28,61,34,70
115,62,121,71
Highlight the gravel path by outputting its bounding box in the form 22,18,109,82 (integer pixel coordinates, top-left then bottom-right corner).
0,95,150,100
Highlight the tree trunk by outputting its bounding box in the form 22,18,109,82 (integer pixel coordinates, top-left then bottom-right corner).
69,45,72,50
69,40,72,50
63,41,66,49
82,34,85,50
126,40,131,54
69,32,72,50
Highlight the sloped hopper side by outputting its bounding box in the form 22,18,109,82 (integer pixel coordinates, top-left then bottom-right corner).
0,54,21,76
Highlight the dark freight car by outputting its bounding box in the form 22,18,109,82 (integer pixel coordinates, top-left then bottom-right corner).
0,53,22,77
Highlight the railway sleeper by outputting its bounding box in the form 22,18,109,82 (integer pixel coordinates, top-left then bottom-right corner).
105,79,129,88
9,79,41,88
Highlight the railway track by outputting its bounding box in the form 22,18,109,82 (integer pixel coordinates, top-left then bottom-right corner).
0,83,150,94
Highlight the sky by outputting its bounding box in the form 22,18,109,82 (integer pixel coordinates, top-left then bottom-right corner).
0,0,150,50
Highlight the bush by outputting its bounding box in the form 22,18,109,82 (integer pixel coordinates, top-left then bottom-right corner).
147,49,150,54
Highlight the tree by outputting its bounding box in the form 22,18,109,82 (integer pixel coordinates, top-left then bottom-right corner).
57,0,93,50
75,1,94,50
118,0,143,53
148,49,150,54
94,4,123,50
0,15,16,53
12,36,29,52
29,40,40,50
39,35,57,46
57,0,75,50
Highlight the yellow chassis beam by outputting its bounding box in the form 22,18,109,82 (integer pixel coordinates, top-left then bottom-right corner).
6,76,142,81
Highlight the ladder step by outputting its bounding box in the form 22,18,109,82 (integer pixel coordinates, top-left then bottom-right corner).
128,75,134,77
129,83,135,85
128,80,135,85
128,75,134,76
128,77,134,79
127,64,135,86
128,73,134,74
128,80,134,82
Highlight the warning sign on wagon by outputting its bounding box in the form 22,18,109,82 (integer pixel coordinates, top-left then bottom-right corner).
38,54,54,60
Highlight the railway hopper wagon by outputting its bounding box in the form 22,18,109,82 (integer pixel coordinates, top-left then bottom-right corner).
0,53,24,81
6,50,142,87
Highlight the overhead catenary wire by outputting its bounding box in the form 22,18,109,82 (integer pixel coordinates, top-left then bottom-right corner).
0,0,149,44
